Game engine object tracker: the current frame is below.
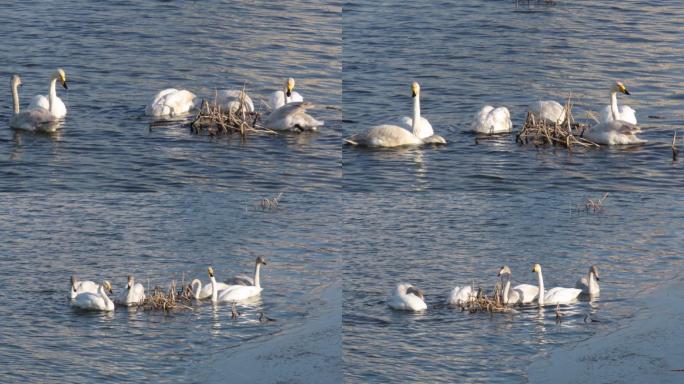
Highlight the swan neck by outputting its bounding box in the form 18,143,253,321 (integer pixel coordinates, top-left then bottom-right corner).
254,263,261,288
412,94,421,133
503,278,511,304
536,270,544,306
210,275,218,303
610,91,618,121
11,80,20,115
48,77,58,113
191,279,201,300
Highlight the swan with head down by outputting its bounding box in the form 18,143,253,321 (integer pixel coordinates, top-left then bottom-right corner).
389,283,427,312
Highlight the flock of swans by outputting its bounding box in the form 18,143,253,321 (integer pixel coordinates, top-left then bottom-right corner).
347,80,644,147
389,264,600,312
70,256,267,312
8,70,323,133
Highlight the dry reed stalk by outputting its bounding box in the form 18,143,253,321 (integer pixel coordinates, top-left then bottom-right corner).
138,280,194,311
260,192,283,210
457,285,516,314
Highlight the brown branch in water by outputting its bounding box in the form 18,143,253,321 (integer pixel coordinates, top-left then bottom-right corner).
260,192,283,210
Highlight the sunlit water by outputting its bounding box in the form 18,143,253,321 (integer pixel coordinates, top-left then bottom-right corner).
1,1,341,192
0,193,340,382
342,0,684,192
341,192,683,383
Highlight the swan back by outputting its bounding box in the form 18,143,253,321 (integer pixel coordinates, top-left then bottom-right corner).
584,120,645,145
348,125,423,147
389,283,427,311
263,101,324,131
216,90,255,113
145,88,199,117
447,285,474,306
530,100,566,124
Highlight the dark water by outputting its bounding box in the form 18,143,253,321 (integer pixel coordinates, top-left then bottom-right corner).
1,1,341,192
0,193,340,382
341,191,683,383
342,0,684,192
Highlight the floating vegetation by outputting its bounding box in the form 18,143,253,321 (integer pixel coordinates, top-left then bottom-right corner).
573,192,609,214
189,88,276,136
260,192,283,210
455,284,516,314
516,98,598,149
138,280,194,311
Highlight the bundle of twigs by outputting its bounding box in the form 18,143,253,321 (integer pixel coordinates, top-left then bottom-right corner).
138,281,194,311
456,284,516,314
190,88,276,136
516,98,599,149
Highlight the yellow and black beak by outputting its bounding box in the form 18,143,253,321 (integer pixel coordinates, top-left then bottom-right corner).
62,80,68,90
623,88,630,95
412,89,416,97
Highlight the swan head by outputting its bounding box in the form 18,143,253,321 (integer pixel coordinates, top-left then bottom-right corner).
406,286,424,300
532,263,542,273
103,280,113,294
207,266,215,278
590,265,600,280
285,77,295,97
11,74,22,88
422,135,446,145
498,265,512,277
127,275,134,288
256,256,267,266
612,81,629,95
411,82,420,98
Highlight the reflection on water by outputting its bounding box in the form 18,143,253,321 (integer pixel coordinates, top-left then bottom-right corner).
342,192,684,383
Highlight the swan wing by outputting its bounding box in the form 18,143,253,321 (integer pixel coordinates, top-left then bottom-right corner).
470,105,494,132
290,91,304,102
531,100,565,124
348,124,422,147
225,275,254,286
216,90,254,112
269,91,285,110
513,284,539,303
217,285,262,302
263,101,324,131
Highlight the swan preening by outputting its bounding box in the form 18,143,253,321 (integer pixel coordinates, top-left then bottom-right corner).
497,266,539,305
215,89,255,114
532,263,582,306
388,283,427,312
73,280,115,311
529,100,566,125
470,105,512,134
145,88,200,118
346,82,446,147
28,68,69,119
576,265,600,295
269,77,304,110
209,256,267,304
69,275,100,300
115,275,146,306
263,101,324,131
447,285,474,306
599,81,636,124
9,74,62,131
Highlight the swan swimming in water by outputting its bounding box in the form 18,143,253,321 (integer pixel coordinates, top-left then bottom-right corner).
583,118,645,145
27,68,69,119
69,275,99,300
73,281,115,311
599,81,636,124
470,105,512,134
215,89,254,114
190,276,230,300
575,265,600,295
346,82,446,147
388,283,427,312
269,77,304,110
223,256,267,287
396,82,433,139
211,256,267,303
529,100,566,124
115,275,146,306
497,265,540,305
532,263,581,306
262,101,324,131
145,88,200,118
446,285,474,306
9,75,61,131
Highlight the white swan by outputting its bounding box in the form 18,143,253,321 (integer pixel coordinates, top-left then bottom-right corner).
115,275,146,306
190,275,230,300
269,77,304,110
470,105,512,134
27,68,68,119
497,266,539,305
446,285,474,306
262,101,324,131
388,283,427,312
211,257,267,303
223,256,266,287
583,119,645,145
9,75,61,131
532,263,581,306
215,89,255,113
397,82,433,139
145,88,200,117
69,275,99,299
575,265,600,295
73,280,115,311
599,81,636,124
530,100,566,124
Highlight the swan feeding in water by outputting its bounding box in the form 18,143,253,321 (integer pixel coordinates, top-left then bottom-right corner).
532,263,581,306
447,285,474,306
73,280,115,311
529,100,566,125
575,265,600,295
470,105,512,134
28,68,69,119
388,283,427,312
599,81,636,124
9,74,61,131
263,101,324,131
145,88,200,118
269,77,304,110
